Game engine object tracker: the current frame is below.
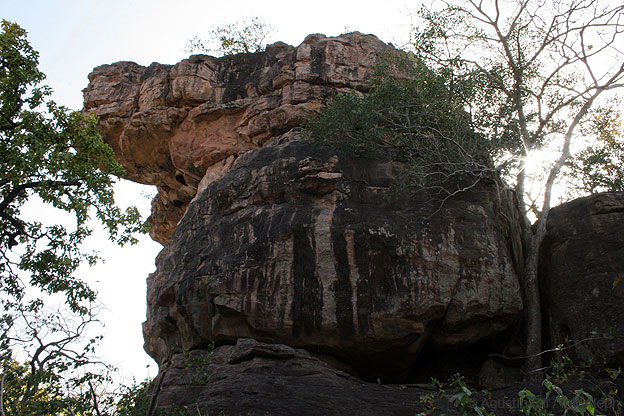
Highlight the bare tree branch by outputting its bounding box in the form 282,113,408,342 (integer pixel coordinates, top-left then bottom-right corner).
411,0,624,380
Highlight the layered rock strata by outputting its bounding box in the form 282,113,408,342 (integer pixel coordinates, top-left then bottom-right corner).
83,32,397,244
151,338,431,415
149,339,624,416
84,32,529,412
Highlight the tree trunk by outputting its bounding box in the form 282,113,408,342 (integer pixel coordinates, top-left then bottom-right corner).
515,165,545,380
522,226,545,380
0,374,5,416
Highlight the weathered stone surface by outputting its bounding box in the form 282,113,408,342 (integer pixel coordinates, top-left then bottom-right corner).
478,359,522,390
84,28,624,412
142,137,524,380
151,339,433,415
151,339,624,415
83,32,397,244
540,192,624,366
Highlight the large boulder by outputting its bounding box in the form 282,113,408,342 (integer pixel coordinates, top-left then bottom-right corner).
540,192,624,366
84,32,529,410
83,32,398,244
142,137,524,380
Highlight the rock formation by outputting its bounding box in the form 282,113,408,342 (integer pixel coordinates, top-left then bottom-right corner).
540,192,624,367
84,32,397,244
83,31,624,414
83,32,528,413
152,338,434,415
150,339,624,416
142,138,524,383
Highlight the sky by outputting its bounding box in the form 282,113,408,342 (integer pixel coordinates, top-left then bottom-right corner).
2,0,417,383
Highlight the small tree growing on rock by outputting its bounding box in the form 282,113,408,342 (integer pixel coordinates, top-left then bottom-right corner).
307,55,498,209
185,17,275,56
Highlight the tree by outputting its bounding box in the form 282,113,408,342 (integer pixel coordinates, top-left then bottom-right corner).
408,0,624,378
114,379,150,416
0,19,146,413
310,0,624,380
307,56,497,209
0,307,112,415
185,17,274,56
565,107,624,194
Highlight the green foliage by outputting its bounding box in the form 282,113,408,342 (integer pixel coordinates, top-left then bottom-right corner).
185,17,274,56
408,0,624,377
306,56,494,204
182,343,215,384
0,303,119,415
518,387,551,416
566,109,624,194
417,368,623,416
0,19,146,314
409,0,624,205
448,375,494,416
549,354,591,384
519,379,606,416
115,378,151,416
0,354,114,415
0,358,76,415
417,374,493,416
0,19,147,414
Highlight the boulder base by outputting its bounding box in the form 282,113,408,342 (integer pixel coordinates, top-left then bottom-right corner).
151,339,430,416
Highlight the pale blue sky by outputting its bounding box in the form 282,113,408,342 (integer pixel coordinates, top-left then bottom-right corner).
5,0,414,108
3,0,416,383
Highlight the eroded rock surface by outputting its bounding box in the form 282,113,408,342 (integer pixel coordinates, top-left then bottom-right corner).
83,32,396,244
540,192,624,366
151,339,430,415
151,339,624,415
84,32,532,412
142,138,524,380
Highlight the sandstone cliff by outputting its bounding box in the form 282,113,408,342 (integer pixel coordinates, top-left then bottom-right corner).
83,32,624,415
84,32,396,245
142,138,524,381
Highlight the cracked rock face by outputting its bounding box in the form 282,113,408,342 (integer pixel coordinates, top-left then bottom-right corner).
152,338,431,415
142,138,524,379
85,32,526,403
540,192,624,367
83,32,396,244
84,29,624,413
